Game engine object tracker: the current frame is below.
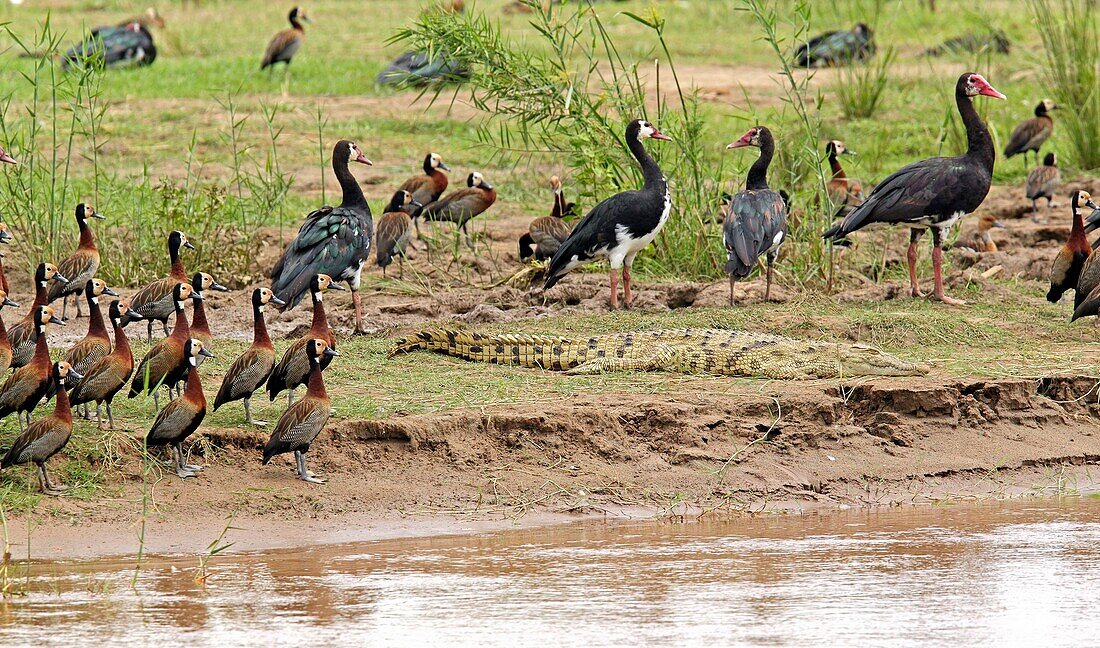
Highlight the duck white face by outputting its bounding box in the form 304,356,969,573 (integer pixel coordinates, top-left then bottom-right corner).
430,153,442,168
347,142,373,166
1075,191,1099,214
470,171,484,187
401,190,413,205
1041,98,1056,113
549,175,562,192
964,73,1006,100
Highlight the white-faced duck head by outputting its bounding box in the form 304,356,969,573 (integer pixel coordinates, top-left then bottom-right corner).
54,360,82,386
110,299,142,324
86,278,118,303
1072,190,1099,214
169,230,197,253
37,305,64,328
76,202,105,222
312,273,346,297
173,282,197,308
826,140,856,156
185,338,215,366
307,337,339,363
1037,98,1057,115
428,152,450,171
291,6,312,24
39,262,69,286
467,171,493,191
254,287,285,311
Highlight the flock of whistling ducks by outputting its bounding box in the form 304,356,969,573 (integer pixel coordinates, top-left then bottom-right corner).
0,5,1094,495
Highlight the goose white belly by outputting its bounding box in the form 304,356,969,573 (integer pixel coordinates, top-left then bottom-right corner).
606,188,672,268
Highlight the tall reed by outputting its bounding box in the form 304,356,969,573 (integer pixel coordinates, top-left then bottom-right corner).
391,0,725,279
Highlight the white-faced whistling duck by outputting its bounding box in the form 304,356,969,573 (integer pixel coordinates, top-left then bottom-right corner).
46,279,118,408
146,339,213,478
261,6,310,72
544,119,672,310
126,230,195,340
375,190,421,278
271,140,372,333
420,171,497,245
1025,152,1060,220
69,299,142,430
267,273,341,405
262,338,338,484
952,213,1005,253
398,153,449,225
214,288,285,425
795,23,875,67
824,140,865,213
48,203,105,320
724,126,789,306
9,263,69,369
1004,99,1056,167
0,289,18,375
129,282,199,409
1,361,82,496
824,72,1005,306
519,175,575,262
1049,190,1100,307
189,271,228,348
0,306,65,431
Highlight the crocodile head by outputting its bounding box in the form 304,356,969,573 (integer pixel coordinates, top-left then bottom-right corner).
837,344,929,377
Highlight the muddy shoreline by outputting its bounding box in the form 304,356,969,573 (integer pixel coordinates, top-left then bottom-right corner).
9,372,1100,560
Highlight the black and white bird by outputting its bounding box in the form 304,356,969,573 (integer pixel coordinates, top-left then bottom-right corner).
724,126,788,305
543,119,672,309
823,72,1005,305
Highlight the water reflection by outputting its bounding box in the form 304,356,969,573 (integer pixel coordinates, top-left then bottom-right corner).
2,499,1100,646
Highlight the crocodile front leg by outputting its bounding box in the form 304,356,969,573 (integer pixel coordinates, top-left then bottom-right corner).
565,343,676,374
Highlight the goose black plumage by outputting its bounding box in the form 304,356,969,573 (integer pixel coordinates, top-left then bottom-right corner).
1004,99,1056,166
543,119,672,309
261,6,310,71
724,126,788,305
271,140,373,333
376,50,470,87
823,72,1005,305
795,23,874,67
63,22,157,71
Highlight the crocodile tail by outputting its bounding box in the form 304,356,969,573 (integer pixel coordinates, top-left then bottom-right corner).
389,329,444,357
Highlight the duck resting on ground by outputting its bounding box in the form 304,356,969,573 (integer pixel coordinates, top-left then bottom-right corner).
950,213,1005,253
49,203,105,320
62,21,157,70
795,23,875,67
823,72,1006,306
520,175,575,262
724,126,788,305
543,119,672,309
271,140,373,333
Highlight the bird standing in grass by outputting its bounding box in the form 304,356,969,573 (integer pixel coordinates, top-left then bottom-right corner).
1004,99,1056,167
1049,190,1099,308
69,300,142,430
262,338,338,485
49,203,105,321
271,140,373,333
261,6,310,73
214,288,285,425
375,190,421,278
9,263,68,369
0,306,65,431
398,153,449,227
146,339,212,479
823,72,1006,305
420,172,497,244
1025,152,1060,219
544,119,672,309
126,230,195,339
188,271,229,348
129,282,200,409
48,279,118,409
1,362,82,496
724,126,788,305
267,274,341,405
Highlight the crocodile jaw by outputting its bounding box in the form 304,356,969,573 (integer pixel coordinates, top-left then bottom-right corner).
841,345,929,377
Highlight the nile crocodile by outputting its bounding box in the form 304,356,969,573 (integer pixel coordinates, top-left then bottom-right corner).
390,328,928,379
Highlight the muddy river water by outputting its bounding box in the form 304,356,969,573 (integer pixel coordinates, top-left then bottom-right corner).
1,498,1099,646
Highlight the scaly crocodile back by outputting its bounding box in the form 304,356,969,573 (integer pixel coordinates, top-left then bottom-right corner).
390,328,928,379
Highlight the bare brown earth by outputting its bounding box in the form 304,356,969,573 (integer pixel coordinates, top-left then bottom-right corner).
4,162,1099,559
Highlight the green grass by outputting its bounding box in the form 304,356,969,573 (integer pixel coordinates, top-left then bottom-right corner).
0,0,1093,509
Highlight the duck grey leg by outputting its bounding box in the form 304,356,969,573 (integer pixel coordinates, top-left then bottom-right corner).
295,450,326,484
177,442,203,472
106,402,115,430
173,445,198,479
38,462,67,495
